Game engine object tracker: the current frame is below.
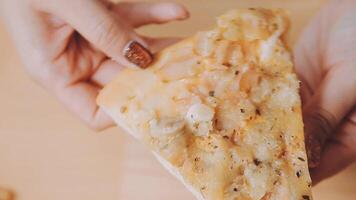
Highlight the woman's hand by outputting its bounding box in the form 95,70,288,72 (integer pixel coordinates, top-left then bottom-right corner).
294,0,356,184
0,0,189,130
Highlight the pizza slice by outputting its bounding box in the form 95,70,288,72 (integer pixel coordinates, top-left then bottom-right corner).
97,8,312,200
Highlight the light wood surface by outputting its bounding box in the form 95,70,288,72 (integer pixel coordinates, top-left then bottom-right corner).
0,0,355,200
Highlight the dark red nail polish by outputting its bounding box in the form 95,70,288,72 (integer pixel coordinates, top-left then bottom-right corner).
124,41,153,69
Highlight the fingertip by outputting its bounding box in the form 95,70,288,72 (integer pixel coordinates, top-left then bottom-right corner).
123,40,154,69
89,108,116,132
179,7,190,20
173,3,190,20
153,2,190,21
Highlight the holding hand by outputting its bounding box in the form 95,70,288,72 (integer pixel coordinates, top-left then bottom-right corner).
295,0,356,184
0,0,189,130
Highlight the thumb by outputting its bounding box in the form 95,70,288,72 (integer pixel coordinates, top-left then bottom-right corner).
51,0,152,68
310,109,356,184
303,64,356,168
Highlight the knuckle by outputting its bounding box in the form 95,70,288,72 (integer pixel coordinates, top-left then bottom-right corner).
92,18,123,51
87,111,110,132
304,107,338,167
304,107,337,140
87,119,104,132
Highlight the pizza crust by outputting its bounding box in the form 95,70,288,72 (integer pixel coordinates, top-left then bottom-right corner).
153,152,205,200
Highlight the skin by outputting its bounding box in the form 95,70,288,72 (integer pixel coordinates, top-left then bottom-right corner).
0,0,189,130
0,0,354,186
294,0,356,184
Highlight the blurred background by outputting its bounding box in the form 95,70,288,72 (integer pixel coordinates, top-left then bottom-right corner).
0,0,355,199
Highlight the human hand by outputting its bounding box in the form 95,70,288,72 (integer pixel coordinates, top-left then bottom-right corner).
294,0,356,184
0,0,188,130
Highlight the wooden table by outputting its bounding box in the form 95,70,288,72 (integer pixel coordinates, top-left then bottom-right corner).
0,0,355,199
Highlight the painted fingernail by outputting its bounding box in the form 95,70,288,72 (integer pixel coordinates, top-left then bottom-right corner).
305,133,321,168
124,41,153,69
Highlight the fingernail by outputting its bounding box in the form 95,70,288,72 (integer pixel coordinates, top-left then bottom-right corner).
305,133,321,168
124,41,153,69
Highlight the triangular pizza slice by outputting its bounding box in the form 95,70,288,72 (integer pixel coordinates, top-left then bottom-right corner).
97,8,312,200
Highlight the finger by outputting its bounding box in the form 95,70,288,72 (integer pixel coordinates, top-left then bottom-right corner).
111,2,189,28
91,37,182,86
310,110,356,184
55,82,114,131
311,136,356,185
50,0,153,68
303,64,356,167
144,37,182,53
91,59,125,87
90,37,182,87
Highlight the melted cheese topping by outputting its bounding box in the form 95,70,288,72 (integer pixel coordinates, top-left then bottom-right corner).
186,103,215,136
98,8,312,200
